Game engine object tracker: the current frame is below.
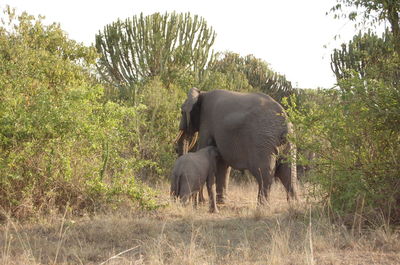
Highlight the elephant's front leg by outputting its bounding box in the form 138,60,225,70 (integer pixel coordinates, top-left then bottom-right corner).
206,174,218,213
191,192,198,208
216,159,230,204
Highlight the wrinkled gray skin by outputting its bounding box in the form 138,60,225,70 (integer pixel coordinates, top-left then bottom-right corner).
177,88,297,204
170,146,220,213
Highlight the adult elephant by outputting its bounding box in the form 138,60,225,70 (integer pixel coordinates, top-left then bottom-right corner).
175,88,297,204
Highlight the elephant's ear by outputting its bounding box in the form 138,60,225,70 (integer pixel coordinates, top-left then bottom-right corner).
182,87,201,130
182,87,200,113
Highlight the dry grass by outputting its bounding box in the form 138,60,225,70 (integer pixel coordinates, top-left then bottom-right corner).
1,181,400,265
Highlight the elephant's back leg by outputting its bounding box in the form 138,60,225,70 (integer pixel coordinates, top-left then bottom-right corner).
249,155,277,205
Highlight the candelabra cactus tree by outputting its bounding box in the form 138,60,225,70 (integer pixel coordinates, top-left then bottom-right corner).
262,68,293,102
331,0,400,57
96,12,216,103
330,30,398,84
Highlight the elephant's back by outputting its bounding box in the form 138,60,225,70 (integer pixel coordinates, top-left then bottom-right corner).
207,90,287,134
203,90,289,169
174,153,209,176
205,90,285,116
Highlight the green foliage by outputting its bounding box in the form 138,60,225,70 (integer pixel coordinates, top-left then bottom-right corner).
289,17,400,221
134,77,186,180
289,1,400,222
0,8,160,219
202,52,253,92
288,82,400,222
205,52,294,102
95,12,216,104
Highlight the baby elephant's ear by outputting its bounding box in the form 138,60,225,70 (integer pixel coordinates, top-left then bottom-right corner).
210,146,220,157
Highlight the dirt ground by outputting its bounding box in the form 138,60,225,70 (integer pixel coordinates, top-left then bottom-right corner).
1,181,400,265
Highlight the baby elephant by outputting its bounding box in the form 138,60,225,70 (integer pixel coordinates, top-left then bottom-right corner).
170,146,220,213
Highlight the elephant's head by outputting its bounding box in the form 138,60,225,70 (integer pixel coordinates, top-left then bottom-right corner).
174,87,201,156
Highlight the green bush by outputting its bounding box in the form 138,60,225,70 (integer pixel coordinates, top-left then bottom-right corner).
134,78,185,179
288,79,400,222
0,8,160,219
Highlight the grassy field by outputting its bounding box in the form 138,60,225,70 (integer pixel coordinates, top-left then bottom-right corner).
1,181,400,265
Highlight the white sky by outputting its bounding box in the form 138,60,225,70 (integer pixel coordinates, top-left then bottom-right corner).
3,0,360,88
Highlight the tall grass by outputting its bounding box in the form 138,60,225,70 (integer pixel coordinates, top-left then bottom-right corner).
1,182,399,265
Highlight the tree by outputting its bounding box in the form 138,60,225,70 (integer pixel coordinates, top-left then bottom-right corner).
207,52,294,102
331,0,400,56
95,12,216,103
242,54,294,102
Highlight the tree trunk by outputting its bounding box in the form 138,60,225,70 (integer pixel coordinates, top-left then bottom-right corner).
387,3,400,56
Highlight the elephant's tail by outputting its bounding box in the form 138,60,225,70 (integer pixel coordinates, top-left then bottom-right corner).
278,122,299,201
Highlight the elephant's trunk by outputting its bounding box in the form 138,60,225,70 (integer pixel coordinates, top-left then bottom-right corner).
185,111,191,130
183,137,189,154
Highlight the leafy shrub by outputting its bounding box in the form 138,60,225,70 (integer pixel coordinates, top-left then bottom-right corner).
288,79,400,223
134,78,186,180
0,8,160,219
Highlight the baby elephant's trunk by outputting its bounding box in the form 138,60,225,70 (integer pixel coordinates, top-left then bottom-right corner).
170,174,181,199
